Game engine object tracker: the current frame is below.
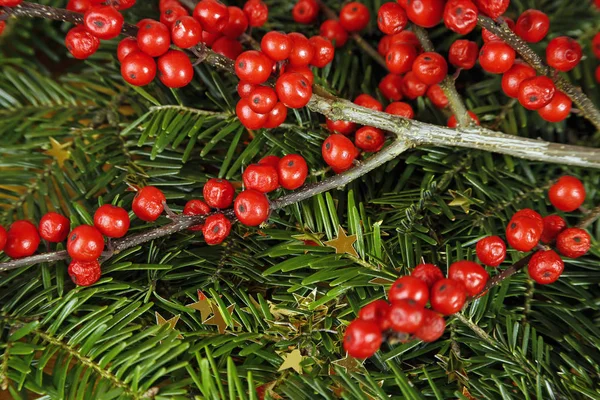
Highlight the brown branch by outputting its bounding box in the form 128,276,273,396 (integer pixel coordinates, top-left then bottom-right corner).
577,205,600,229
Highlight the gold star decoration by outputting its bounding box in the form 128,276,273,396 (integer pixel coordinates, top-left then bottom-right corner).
324,226,358,257
448,188,480,214
331,354,363,374
44,137,72,168
186,290,212,322
204,303,241,334
277,349,304,374
155,312,183,339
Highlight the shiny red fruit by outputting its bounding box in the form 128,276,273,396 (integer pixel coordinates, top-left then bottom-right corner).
515,9,549,43
171,16,202,49
158,50,194,88
0,0,23,5
411,263,444,288
237,98,268,129
121,52,157,86
278,154,308,190
309,36,335,68
447,111,479,127
288,32,315,67
359,300,391,331
401,71,428,99
540,215,567,244
506,215,543,252
479,41,516,74
160,5,188,28
385,42,417,75
354,94,383,111
448,260,489,297
388,300,425,333
194,0,229,33
203,178,235,209
319,20,348,48
4,221,40,259
426,84,449,108
264,102,288,128
430,278,467,315
389,30,421,50
476,236,506,267
222,6,248,39
548,176,586,212
448,40,478,69
84,5,124,40
501,62,536,98
65,25,100,60
261,31,292,61
117,37,139,62
326,118,357,135
528,250,564,284
132,186,166,221
212,36,243,60
343,319,382,359
293,0,319,24
474,0,509,18
482,17,514,43
385,101,414,118
282,64,314,86
39,212,70,243
538,91,572,123
388,275,429,307
377,2,407,35
243,163,279,193
68,260,102,286
243,0,268,28
355,127,385,152
113,0,135,10
0,226,6,252
275,72,312,109
67,0,92,13
67,225,105,262
94,205,130,238
137,19,171,57
412,52,448,85
378,73,404,101
322,134,357,171
259,155,280,169
248,86,278,114
339,2,370,32
518,76,556,110
183,199,211,231
201,30,222,46
202,213,231,245
406,0,445,28
237,81,256,98
415,309,446,342
556,228,591,259
234,189,270,226
235,50,273,84
546,36,582,72
443,0,478,34
378,35,392,57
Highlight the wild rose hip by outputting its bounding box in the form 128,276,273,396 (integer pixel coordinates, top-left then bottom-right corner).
243,164,279,193
448,260,489,297
339,2,370,32
412,52,448,85
243,0,268,28
443,0,478,35
293,0,319,24
84,5,124,40
194,0,229,33
476,236,506,267
415,309,446,342
388,300,425,333
386,102,415,118
359,299,391,331
237,98,268,129
275,73,312,109
386,43,417,75
449,40,478,70
430,278,467,315
406,0,445,28
65,26,100,60
203,178,235,209
548,176,586,212
309,36,335,68
540,215,567,244
355,127,385,152
39,212,70,243
278,154,308,190
319,20,349,48
322,134,357,171
556,228,591,258
183,199,211,231
528,250,564,284
171,16,202,49
479,41,516,74
518,76,556,110
121,52,157,86
158,50,194,88
411,263,444,288
94,205,130,238
137,20,171,57
388,276,429,307
377,2,408,35
68,260,102,286
234,189,270,226
261,31,291,61
343,319,382,359
546,36,582,72
515,9,550,43
501,62,536,98
538,91,572,123
4,221,40,259
67,225,105,262
202,213,231,245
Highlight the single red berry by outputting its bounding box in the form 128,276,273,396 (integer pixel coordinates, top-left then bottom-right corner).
93,205,130,238
158,50,194,88
411,263,444,288
548,176,586,212
0,0,23,5
443,0,478,34
482,17,514,43
447,111,479,127
259,155,281,169
406,0,445,28
212,36,243,60
414,309,446,342
0,226,6,252
264,102,288,129
546,36,582,72
117,37,140,62
389,30,421,50
68,260,102,286
385,42,417,75
243,0,268,27
479,41,516,74
513,208,544,221
377,2,407,35
235,50,273,85
538,91,572,123
359,300,391,331
67,0,92,13
234,189,270,226
160,5,188,28
388,300,425,333
84,5,124,40
593,32,600,59
237,81,257,98
354,94,383,111
293,0,319,24
243,163,279,193
113,0,135,10
506,215,543,252
412,52,448,85
4,221,40,259
132,186,166,221
515,9,550,43
476,236,506,267
501,62,536,98
309,36,335,68
202,213,232,245
343,319,382,358
171,16,202,49
222,6,248,39
556,228,591,259
319,20,348,48
287,32,315,67
339,2,370,32
322,134,357,171
261,31,291,61
448,40,478,70
203,178,235,209
137,19,171,58
65,25,100,60
275,72,312,109
121,52,157,86
355,127,385,152
378,35,392,57
474,0,509,19
426,85,449,108
528,250,564,284
430,278,467,315
518,76,556,110
388,275,429,307
282,64,314,86
378,73,404,101
247,86,278,114
201,30,222,46
67,225,105,262
183,199,211,231
540,215,567,244
38,212,70,243
326,119,357,135
237,98,268,129
278,154,308,190
385,101,414,118
401,71,428,99
194,0,229,33
159,0,180,12
448,260,489,297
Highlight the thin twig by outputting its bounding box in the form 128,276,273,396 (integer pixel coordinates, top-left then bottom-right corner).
577,205,600,229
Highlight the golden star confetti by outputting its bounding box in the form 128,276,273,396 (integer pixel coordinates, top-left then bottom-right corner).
331,354,363,374
186,290,212,322
277,349,304,374
324,226,359,257
155,312,183,339
44,137,72,168
204,303,241,334
448,188,479,214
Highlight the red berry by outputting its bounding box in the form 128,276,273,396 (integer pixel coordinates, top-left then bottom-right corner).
234,189,270,226
282,64,314,86
401,71,428,99
388,275,429,307
414,309,446,342
378,35,392,57
540,215,567,244
201,30,222,46
67,225,105,262
355,127,385,152
448,111,479,127
68,260,102,286
430,278,467,315
222,6,248,39
158,50,194,88
515,9,549,43
448,40,478,70
548,176,586,212
377,2,407,35
319,20,348,48
448,260,489,297
243,163,279,193
528,250,564,284
322,134,357,171
203,178,235,209
385,42,417,75
84,6,124,40
473,0,509,19
275,72,312,109
202,213,232,245
248,86,278,114
556,228,591,259
237,81,257,98
121,52,157,86
0,21,5,36
235,50,273,84
411,263,444,288
406,0,445,28
237,98,268,129
38,212,70,243
132,186,166,221
309,36,335,68
378,73,404,101
412,52,448,85
0,0,22,5
326,119,357,135
479,41,516,74
389,30,421,50
546,36,582,72
137,19,171,58
443,0,478,35
292,0,319,24
482,17,514,43
354,94,383,111
358,300,391,331
171,16,202,49
287,32,315,67
518,76,556,110
343,319,382,358
67,0,92,13
94,205,130,238
0,226,6,252
65,25,100,60
113,0,135,10
538,91,572,123
501,62,536,98
388,300,425,333
194,0,229,33
506,213,543,252
593,32,600,59
243,0,268,27
4,221,40,258
426,84,449,108
264,102,288,128
261,31,292,61
278,154,308,190
339,2,370,32
161,5,188,28
212,36,243,60
183,199,211,231
259,155,281,169
476,236,506,267
117,37,140,62
385,101,414,118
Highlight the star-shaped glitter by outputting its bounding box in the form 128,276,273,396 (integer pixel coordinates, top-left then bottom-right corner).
155,312,183,339
324,226,358,257
204,303,241,334
277,349,304,374
44,137,72,168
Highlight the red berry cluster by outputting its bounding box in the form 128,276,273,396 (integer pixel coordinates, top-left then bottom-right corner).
343,175,591,359
593,32,600,84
